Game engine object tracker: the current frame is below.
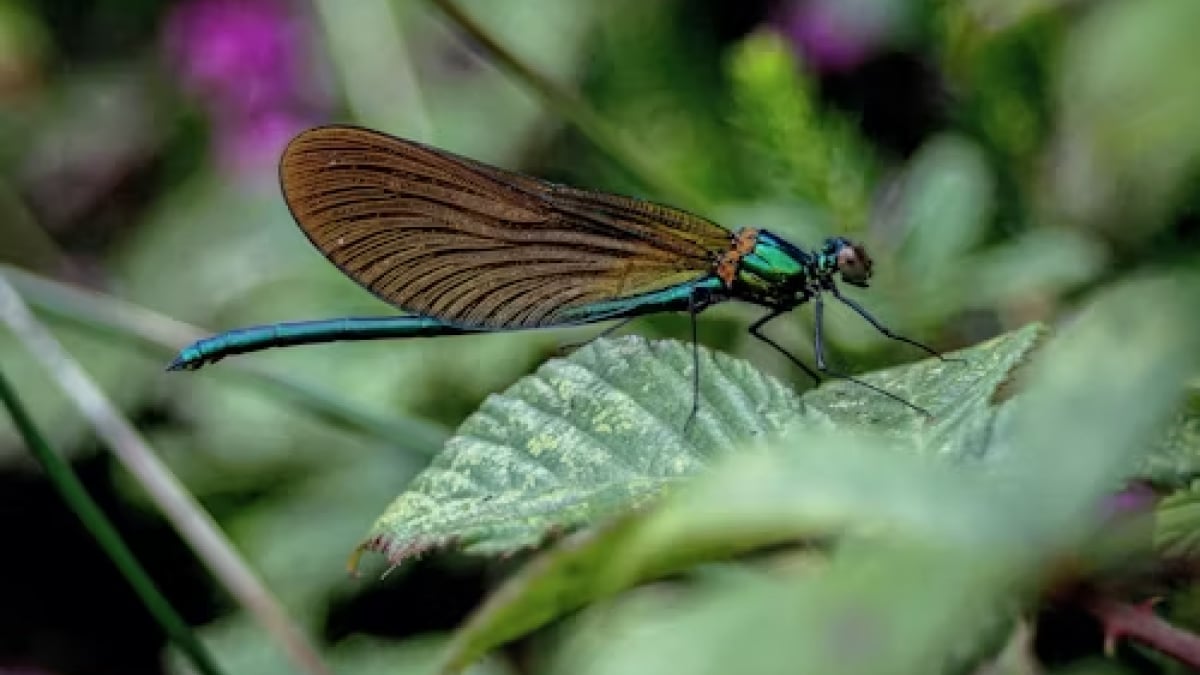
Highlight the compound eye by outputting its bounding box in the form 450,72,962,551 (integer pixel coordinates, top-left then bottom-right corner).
836,244,873,286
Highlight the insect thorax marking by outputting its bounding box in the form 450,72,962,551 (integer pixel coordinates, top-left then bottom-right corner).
716,228,760,287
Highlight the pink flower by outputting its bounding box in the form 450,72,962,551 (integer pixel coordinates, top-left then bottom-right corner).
214,108,310,175
776,0,894,73
163,0,325,172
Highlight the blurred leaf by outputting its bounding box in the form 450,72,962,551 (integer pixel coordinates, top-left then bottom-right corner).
15,65,165,227
358,336,804,565
117,174,306,322
313,0,433,140
727,31,873,230
863,223,1105,341
1053,0,1200,238
933,2,1056,181
1138,391,1200,484
894,134,994,282
990,275,1200,541
226,450,426,614
328,635,514,675
167,618,513,675
398,0,606,165
975,622,1040,675
715,200,831,247
542,542,1018,675
0,0,51,100
965,0,1067,34
962,227,1107,309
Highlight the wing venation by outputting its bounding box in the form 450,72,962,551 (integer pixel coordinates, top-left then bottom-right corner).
280,125,732,328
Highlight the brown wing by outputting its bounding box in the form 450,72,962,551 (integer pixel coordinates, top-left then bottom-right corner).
279,125,732,328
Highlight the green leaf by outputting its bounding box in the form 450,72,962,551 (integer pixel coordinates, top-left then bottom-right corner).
994,276,1200,543
357,336,805,565
433,276,1200,673
895,135,995,280
1155,480,1200,559
521,275,1200,675
358,325,1044,570
435,429,1019,674
540,541,1018,675
805,321,1047,460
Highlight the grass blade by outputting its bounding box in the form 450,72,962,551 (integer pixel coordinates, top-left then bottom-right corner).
0,366,226,675
0,271,334,675
2,264,448,456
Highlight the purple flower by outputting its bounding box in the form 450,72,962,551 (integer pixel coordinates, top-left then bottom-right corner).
775,0,894,73
1100,481,1160,522
163,0,327,172
214,108,311,174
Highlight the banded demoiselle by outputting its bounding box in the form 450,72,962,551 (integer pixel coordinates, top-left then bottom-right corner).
169,126,947,420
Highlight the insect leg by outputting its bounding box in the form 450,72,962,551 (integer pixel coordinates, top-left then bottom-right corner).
830,287,959,362
747,308,821,386
683,285,714,430
814,295,933,418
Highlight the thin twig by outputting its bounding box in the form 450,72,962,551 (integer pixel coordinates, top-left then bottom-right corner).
0,366,227,675
425,0,712,214
1082,594,1200,669
2,264,448,456
0,272,334,675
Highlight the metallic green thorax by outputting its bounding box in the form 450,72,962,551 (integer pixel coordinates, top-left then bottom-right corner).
731,229,818,309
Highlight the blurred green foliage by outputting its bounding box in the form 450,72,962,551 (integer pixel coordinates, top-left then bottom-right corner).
2,0,1200,673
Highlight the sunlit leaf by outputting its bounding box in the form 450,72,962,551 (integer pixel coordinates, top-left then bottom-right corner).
357,336,806,566
359,326,1047,570
805,321,1046,459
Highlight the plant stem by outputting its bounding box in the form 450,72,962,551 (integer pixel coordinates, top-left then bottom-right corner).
0,272,334,675
1083,594,1200,669
425,0,712,214
0,367,226,675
